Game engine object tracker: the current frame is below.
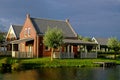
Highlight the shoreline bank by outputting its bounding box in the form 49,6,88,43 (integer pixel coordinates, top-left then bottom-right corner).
0,57,120,71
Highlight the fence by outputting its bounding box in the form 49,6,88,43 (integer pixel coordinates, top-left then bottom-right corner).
0,51,12,56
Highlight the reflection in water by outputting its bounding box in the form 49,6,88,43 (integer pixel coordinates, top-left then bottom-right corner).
0,66,120,80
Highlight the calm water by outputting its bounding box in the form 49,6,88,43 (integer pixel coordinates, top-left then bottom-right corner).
0,66,120,80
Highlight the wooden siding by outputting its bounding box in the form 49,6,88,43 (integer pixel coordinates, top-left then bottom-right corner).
6,26,17,41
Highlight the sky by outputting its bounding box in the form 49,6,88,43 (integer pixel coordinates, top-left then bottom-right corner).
0,0,120,39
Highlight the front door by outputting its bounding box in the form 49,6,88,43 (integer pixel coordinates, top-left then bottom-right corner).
28,45,33,57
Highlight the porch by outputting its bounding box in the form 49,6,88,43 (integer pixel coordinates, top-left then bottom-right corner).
10,38,34,58
63,39,98,58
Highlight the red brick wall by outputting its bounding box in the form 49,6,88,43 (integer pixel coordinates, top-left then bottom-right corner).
20,15,37,57
36,36,51,57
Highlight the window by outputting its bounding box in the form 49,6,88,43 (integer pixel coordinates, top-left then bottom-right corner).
45,46,50,51
28,28,31,36
24,28,27,37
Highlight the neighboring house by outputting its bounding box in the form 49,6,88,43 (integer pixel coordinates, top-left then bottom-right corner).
10,14,98,58
0,32,7,52
6,24,22,51
92,37,109,51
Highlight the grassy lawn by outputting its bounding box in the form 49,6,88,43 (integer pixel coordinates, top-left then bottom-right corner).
0,57,120,70
21,57,120,66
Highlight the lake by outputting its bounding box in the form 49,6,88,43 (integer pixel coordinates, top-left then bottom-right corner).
0,66,120,80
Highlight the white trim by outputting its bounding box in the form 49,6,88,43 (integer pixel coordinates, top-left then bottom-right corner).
71,45,73,53
6,25,17,39
92,37,98,44
28,28,31,35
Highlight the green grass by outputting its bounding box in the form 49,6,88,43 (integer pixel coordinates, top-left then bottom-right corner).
20,57,120,68
0,57,120,70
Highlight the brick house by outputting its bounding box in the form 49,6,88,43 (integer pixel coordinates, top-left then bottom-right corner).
10,14,80,58
10,14,97,58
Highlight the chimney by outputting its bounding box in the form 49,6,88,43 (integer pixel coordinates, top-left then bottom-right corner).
66,19,69,22
26,14,30,18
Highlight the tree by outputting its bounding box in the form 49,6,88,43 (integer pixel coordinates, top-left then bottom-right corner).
78,35,83,40
78,35,92,42
82,37,92,42
43,27,64,61
0,32,5,43
107,37,120,59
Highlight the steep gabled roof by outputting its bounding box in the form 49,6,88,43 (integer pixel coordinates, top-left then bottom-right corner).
12,25,22,38
30,17,77,38
92,37,108,46
6,24,22,40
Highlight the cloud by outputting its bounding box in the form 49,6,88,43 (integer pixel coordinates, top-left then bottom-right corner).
0,0,120,38
0,18,9,31
0,18,23,31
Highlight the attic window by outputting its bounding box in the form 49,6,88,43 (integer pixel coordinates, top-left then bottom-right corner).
28,28,31,36
24,28,27,37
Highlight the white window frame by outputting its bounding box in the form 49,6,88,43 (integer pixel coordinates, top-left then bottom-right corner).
24,28,27,37
28,28,31,36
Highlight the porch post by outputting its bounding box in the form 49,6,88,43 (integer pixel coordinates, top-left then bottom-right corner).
12,43,14,57
77,45,80,52
67,45,70,58
95,45,98,58
98,45,100,51
59,47,62,58
85,45,87,58
71,45,73,58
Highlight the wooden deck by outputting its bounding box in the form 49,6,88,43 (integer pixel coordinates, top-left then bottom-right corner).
94,62,116,68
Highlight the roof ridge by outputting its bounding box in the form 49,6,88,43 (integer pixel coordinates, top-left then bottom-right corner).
12,24,22,27
95,37,108,39
30,17,66,22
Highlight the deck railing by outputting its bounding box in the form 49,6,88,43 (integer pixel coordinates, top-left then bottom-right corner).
12,51,33,58
53,52,74,58
80,52,97,58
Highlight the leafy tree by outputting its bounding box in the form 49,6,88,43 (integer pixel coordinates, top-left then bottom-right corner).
107,37,120,59
82,37,92,42
78,35,83,40
78,35,92,42
0,32,5,43
43,27,64,61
